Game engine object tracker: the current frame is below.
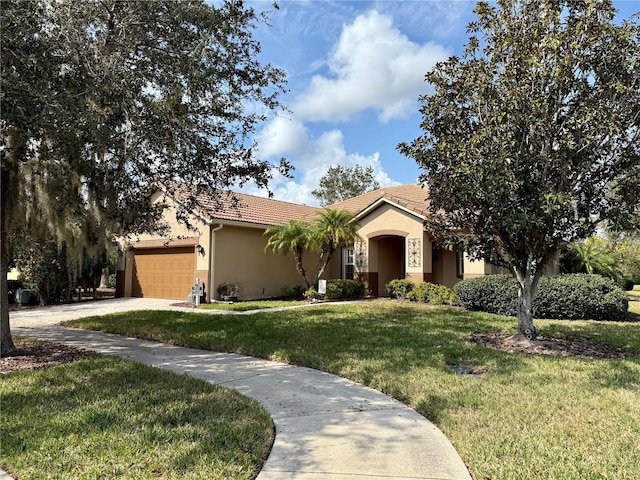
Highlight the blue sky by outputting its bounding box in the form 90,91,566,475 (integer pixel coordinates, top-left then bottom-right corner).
242,0,639,206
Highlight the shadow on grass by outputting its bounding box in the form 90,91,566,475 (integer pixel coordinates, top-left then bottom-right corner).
588,358,640,389
65,303,532,386
1,357,272,478
415,394,453,424
626,311,640,322
541,319,640,356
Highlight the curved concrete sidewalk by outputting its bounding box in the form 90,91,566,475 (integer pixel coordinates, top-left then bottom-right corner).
6,299,472,479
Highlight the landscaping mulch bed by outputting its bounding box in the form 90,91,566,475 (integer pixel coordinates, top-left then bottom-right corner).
470,332,632,360
1,340,95,374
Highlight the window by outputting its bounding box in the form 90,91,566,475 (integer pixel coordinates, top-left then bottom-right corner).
456,250,464,278
344,248,354,280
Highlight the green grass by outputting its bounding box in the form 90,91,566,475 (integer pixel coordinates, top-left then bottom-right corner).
1,353,273,480
197,299,306,311
628,285,640,314
63,301,640,480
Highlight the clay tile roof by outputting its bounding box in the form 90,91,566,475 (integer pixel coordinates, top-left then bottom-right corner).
169,184,320,227
328,184,431,218
164,182,429,227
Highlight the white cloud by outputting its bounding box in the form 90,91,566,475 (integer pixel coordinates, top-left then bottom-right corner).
293,9,450,123
374,1,476,41
258,116,308,157
252,118,398,206
249,6,437,205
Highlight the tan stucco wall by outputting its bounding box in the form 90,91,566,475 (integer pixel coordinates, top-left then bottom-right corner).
356,203,428,295
358,206,424,275
132,192,211,272
324,253,342,280
422,232,433,276
213,225,322,300
358,204,421,237
376,236,404,295
463,253,486,279
432,248,460,289
122,249,133,297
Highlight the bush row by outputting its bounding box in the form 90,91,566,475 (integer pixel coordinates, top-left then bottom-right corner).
385,279,457,305
303,279,366,300
281,285,305,299
407,282,457,305
385,279,414,299
454,274,629,321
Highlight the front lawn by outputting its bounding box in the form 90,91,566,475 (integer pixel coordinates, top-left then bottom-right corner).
64,301,640,480
197,299,306,311
1,354,273,480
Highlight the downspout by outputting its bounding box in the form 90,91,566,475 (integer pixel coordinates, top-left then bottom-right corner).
209,224,224,302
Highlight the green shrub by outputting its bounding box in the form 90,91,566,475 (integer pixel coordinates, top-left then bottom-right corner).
281,285,305,299
535,274,628,321
385,279,414,299
304,287,320,300
406,282,457,305
108,273,117,288
454,275,519,315
326,279,366,300
454,274,629,321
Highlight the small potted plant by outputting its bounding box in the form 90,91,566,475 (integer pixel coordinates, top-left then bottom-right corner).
217,282,240,302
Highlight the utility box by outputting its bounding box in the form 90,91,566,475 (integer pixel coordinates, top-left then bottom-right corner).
14,288,41,306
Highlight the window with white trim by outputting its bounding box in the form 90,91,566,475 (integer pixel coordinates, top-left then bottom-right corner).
344,248,355,280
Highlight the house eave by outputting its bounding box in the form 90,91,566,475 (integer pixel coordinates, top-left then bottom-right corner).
353,197,427,222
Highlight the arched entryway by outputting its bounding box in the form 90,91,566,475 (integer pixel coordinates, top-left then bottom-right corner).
368,235,405,296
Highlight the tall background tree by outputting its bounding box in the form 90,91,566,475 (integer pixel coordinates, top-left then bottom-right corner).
312,165,381,206
400,0,639,339
615,235,640,285
1,0,288,356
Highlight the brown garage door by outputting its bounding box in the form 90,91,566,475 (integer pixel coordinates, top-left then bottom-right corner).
132,247,195,300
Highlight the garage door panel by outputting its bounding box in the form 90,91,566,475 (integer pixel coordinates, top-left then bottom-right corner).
132,247,195,300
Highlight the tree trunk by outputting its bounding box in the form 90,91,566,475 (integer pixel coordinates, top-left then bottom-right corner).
314,246,335,288
293,249,311,289
513,261,542,340
1,144,17,357
0,246,15,357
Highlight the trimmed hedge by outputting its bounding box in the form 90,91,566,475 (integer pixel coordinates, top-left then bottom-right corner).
385,279,414,299
281,285,305,299
454,274,629,321
406,282,457,305
326,279,366,300
454,275,518,316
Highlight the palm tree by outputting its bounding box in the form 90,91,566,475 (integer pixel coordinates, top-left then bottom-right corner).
310,209,361,285
264,220,312,289
570,238,619,280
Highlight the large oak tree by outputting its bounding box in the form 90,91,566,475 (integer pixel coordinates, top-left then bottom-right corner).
400,0,639,338
1,0,288,356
